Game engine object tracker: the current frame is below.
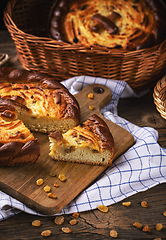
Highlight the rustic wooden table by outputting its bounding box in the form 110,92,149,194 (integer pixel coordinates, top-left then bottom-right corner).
0,31,166,240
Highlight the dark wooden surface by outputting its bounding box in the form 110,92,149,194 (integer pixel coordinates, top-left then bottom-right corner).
0,31,166,240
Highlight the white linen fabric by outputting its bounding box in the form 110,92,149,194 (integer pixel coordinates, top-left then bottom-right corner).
0,76,166,220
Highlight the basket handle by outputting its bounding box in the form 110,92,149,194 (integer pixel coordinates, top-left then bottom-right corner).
159,38,166,52
4,13,18,30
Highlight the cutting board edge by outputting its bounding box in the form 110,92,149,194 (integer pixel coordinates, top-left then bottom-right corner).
0,166,108,215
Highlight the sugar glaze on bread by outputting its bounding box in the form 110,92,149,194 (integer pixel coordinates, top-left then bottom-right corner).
49,114,114,166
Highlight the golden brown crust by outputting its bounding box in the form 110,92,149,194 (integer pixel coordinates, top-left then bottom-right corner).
0,67,80,124
0,67,80,166
49,114,114,152
84,114,114,151
49,0,166,51
0,139,40,167
49,114,114,166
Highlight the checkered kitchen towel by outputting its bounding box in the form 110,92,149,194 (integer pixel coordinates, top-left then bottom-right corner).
0,76,166,220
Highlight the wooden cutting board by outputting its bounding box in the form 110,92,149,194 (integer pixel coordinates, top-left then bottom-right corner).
0,84,134,215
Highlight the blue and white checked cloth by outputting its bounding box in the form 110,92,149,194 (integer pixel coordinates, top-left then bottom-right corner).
0,76,166,220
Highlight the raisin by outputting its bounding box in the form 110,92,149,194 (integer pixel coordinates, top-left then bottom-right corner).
97,205,108,213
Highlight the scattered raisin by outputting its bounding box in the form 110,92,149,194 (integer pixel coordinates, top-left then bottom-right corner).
41,230,51,237
89,105,94,110
61,227,72,233
142,225,151,233
141,201,148,208
122,201,131,207
133,222,142,229
54,182,59,188
36,178,44,186
47,193,57,199
32,220,41,227
58,174,66,182
72,212,79,218
109,230,118,238
69,219,78,225
163,211,166,216
54,216,65,225
97,205,108,213
43,185,51,193
88,93,94,99
49,172,56,177
156,223,163,231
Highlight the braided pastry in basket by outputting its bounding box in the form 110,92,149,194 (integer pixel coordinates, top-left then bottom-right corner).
0,67,80,166
49,0,166,50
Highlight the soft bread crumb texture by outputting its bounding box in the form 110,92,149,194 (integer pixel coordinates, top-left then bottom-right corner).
49,115,114,166
17,107,77,134
49,137,113,165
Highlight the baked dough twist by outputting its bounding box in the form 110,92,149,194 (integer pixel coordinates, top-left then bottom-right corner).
49,0,166,50
0,67,80,166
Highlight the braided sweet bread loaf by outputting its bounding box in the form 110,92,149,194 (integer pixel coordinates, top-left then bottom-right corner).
0,67,80,166
49,0,166,51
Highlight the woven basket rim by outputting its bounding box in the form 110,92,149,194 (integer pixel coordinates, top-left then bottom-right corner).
3,0,166,93
154,75,166,118
4,0,166,56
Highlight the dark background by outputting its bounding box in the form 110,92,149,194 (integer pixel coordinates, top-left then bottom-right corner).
0,1,9,30
1,0,166,31
0,1,8,30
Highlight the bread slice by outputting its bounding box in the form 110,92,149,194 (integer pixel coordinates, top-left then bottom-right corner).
49,114,114,166
0,67,80,166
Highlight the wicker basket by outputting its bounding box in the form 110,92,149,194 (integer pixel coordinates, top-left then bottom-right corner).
4,0,166,92
153,75,166,119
